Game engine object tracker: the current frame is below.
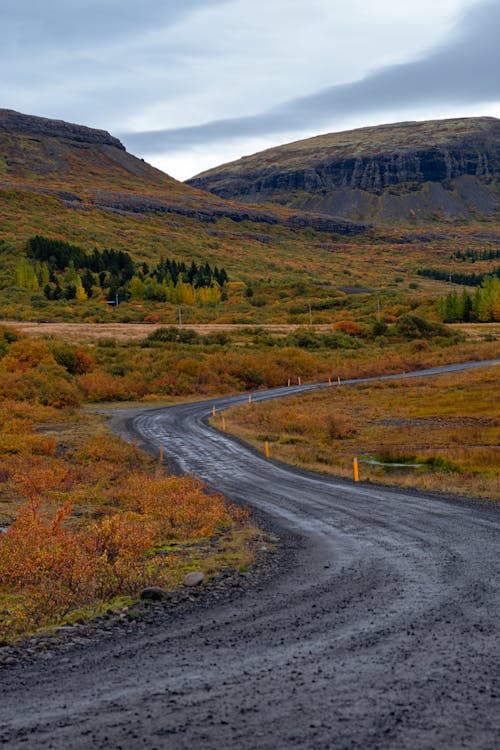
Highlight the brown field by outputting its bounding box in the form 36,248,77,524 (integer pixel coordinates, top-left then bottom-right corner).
0,320,339,343
1,319,497,345
450,323,500,340
216,364,500,500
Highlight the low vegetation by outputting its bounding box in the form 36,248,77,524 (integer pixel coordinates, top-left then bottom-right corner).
215,364,499,500
0,315,497,641
0,327,261,643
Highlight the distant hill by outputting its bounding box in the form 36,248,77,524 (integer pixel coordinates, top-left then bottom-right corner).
187,118,500,223
0,109,366,237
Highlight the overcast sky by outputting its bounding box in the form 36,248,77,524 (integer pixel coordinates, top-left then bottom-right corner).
2,0,499,180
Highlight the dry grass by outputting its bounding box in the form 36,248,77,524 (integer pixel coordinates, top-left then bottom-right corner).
0,320,347,343
217,364,500,500
450,323,500,340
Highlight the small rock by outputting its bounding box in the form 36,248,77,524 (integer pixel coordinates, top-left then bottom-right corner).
183,571,204,587
139,586,166,601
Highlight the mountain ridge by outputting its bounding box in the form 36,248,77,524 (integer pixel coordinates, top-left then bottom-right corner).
187,117,500,223
0,108,367,236
0,108,125,149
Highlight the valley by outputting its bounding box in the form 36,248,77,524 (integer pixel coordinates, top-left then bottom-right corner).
0,109,499,748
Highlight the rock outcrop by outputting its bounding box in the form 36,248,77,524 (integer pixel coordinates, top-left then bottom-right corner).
187,118,500,222
0,108,125,149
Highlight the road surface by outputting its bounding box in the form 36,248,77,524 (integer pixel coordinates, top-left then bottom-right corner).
1,359,499,749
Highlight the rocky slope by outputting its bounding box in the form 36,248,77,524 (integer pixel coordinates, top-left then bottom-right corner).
187,118,500,222
0,109,366,235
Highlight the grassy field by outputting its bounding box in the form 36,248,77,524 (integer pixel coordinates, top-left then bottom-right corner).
215,363,500,500
1,320,499,343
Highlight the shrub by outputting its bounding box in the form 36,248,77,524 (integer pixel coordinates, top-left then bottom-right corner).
333,320,363,336
326,415,358,439
49,341,94,374
146,326,201,345
394,314,452,340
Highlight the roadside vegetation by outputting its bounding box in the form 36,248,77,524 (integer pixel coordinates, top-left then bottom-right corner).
0,309,498,641
215,363,499,500
0,326,261,643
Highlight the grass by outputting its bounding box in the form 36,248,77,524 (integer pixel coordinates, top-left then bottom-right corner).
215,364,500,500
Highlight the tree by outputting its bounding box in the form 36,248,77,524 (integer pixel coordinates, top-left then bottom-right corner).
14,258,39,290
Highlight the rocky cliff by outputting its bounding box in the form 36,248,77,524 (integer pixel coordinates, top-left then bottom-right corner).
187,118,500,222
0,109,125,149
0,109,367,235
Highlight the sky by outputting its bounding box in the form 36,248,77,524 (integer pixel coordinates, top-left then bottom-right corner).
2,0,499,180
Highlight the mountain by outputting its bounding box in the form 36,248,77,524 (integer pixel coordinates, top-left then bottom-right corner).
2,109,498,326
0,109,366,237
187,118,500,223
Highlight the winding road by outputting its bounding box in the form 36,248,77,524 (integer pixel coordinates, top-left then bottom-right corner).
1,359,500,749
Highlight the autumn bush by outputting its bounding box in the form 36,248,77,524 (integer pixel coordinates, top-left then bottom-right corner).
0,452,247,641
0,326,253,641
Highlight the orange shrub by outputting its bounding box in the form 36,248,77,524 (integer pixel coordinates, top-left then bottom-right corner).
78,371,145,401
333,320,363,336
0,339,55,372
0,453,248,639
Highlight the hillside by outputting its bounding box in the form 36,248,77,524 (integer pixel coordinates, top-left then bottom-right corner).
1,110,498,326
187,117,500,223
0,109,365,236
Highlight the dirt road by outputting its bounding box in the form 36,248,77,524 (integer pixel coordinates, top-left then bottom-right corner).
1,360,499,749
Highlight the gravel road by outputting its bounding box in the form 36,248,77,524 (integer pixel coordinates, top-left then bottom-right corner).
1,359,499,749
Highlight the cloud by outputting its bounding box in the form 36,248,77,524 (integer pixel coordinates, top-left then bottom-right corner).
1,1,230,47
122,0,500,154
0,0,232,128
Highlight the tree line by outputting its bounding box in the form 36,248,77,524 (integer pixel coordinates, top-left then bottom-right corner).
15,235,228,304
453,248,500,262
418,266,500,286
438,277,500,322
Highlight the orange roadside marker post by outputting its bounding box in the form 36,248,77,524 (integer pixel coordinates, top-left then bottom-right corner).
265,441,270,459
353,457,359,482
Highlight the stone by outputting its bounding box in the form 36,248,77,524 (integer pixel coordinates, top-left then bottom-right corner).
139,586,166,602
183,572,205,587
